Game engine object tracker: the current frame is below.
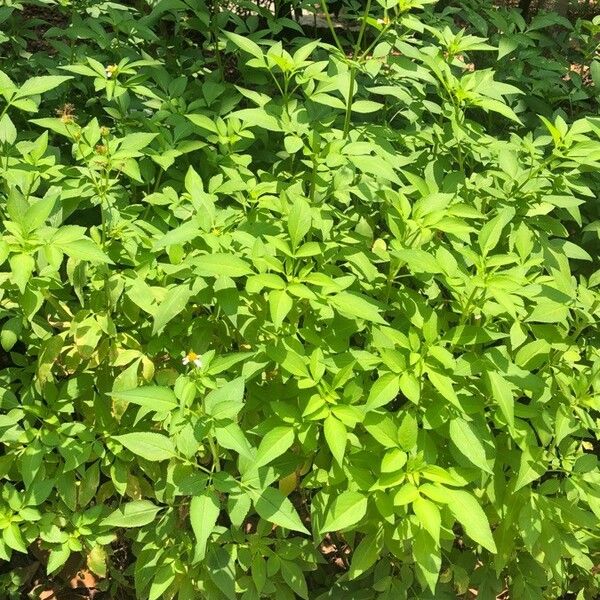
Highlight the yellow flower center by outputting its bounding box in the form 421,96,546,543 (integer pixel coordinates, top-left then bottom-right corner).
186,351,198,361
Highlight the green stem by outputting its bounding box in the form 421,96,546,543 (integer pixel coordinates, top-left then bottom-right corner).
385,261,398,303
208,435,221,472
309,154,318,201
343,67,356,139
359,22,393,61
458,287,479,326
319,0,344,54
343,0,372,139
355,0,372,53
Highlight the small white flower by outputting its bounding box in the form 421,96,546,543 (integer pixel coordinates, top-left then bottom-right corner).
182,351,202,368
105,64,117,79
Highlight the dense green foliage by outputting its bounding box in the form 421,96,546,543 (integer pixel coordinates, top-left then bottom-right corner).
1,0,599,598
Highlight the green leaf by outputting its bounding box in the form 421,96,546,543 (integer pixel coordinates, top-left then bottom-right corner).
206,547,236,600
514,447,546,491
214,422,253,460
269,289,293,330
287,197,311,249
195,254,253,277
254,426,295,468
284,135,304,154
449,418,492,473
280,559,309,599
477,97,522,124
590,60,600,88
108,386,177,412
347,154,401,184
323,415,347,466
233,108,281,131
399,371,420,403
113,432,175,461
57,238,112,264
0,113,16,144
330,291,386,324
9,254,35,294
478,207,515,256
153,220,200,249
204,378,245,420
428,370,461,409
190,490,220,563
365,373,399,410
351,100,384,113
3,522,27,553
186,113,219,133
252,487,309,534
1,317,22,352
398,413,418,451
16,76,72,98
101,500,161,527
224,31,264,60
413,528,441,593
87,546,107,578
152,285,192,335
47,545,71,574
348,530,383,579
526,299,570,324
363,413,398,448
319,491,368,535
149,564,177,600
394,248,442,274
485,372,514,427
515,339,551,369
498,36,519,60
413,497,441,542
446,490,497,553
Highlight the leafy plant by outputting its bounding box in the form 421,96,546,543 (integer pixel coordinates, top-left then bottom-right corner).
0,0,599,598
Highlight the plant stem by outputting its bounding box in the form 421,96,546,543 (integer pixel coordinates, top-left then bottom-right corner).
355,0,372,53
208,435,221,472
319,0,344,53
343,0,371,139
343,67,356,139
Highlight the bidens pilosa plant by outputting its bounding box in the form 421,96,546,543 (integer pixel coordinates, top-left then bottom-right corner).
0,0,599,597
